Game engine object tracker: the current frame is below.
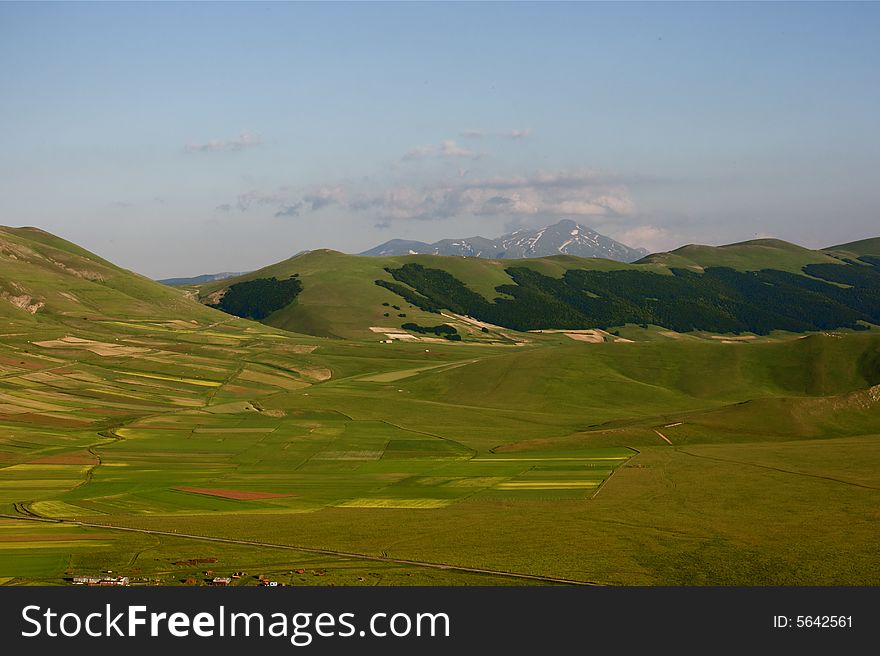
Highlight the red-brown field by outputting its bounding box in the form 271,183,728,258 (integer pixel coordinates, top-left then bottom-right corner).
29,452,98,465
176,487,290,501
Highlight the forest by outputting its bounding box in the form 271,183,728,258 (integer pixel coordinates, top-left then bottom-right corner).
211,275,303,321
377,258,880,334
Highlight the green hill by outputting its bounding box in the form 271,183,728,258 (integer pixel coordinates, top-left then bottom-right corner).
198,250,640,339
637,238,839,273
2,226,880,586
0,225,221,324
199,238,880,338
823,236,880,259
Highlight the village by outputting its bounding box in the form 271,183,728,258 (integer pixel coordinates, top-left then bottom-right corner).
70,567,341,587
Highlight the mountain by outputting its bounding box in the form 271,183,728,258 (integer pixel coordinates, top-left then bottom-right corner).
359,239,433,256
360,219,649,262
199,236,880,340
159,271,247,286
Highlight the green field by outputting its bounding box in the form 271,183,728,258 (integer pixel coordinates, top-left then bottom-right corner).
1,226,879,585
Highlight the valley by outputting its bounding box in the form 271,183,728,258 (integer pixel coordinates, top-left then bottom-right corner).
0,225,878,586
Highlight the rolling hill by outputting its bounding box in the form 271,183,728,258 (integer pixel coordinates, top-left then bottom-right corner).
1,225,880,587
0,225,221,325
637,238,841,273
823,236,880,259
199,236,880,339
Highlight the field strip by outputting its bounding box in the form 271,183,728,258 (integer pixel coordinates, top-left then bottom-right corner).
379,419,476,458
0,365,71,381
676,449,880,491
113,371,223,387
653,430,673,445
0,514,602,587
358,359,480,383
471,457,629,462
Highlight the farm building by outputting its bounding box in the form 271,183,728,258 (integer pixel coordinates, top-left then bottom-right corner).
212,577,232,586
73,575,130,586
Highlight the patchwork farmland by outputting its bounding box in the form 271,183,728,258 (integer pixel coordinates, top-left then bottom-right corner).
0,226,879,585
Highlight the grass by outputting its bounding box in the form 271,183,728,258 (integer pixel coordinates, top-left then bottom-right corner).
2,320,877,584
639,238,842,273
196,241,866,340
1,225,879,585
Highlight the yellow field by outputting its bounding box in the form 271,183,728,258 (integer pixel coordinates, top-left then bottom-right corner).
115,371,223,387
4,464,91,474
30,500,102,518
0,541,112,550
336,498,453,509
496,481,601,489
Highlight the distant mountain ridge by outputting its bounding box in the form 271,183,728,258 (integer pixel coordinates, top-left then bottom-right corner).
159,271,247,286
360,219,649,263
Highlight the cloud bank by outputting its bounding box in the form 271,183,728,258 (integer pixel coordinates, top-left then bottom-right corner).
402,140,480,161
459,128,531,140
185,131,262,153
222,170,636,225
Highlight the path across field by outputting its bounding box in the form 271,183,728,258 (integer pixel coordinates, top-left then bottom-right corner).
0,513,602,587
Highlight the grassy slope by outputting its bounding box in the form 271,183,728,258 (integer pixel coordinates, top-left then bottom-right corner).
1,227,879,586
2,307,878,585
0,225,221,323
37,328,877,585
823,236,880,259
637,238,841,273
199,250,648,339
198,238,856,339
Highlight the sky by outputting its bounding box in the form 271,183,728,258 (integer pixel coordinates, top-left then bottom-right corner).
1,2,879,279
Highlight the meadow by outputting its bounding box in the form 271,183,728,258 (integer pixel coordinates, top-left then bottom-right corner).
1,225,878,585
1,311,878,585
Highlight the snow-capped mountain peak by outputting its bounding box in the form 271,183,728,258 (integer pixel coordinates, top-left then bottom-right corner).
360,219,648,263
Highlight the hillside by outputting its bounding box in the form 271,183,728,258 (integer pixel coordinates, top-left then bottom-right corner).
1,226,880,587
636,238,840,273
823,236,880,259
0,225,223,325
198,249,652,340
199,236,880,339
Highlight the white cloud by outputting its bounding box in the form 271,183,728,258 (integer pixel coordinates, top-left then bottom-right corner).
218,170,638,227
185,130,263,153
439,140,480,159
458,128,530,140
290,170,635,222
302,185,348,211
234,189,287,212
610,225,676,253
401,140,480,162
401,144,436,161
401,129,528,163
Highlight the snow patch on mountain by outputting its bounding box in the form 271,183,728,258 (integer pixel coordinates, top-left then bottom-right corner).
360,219,648,263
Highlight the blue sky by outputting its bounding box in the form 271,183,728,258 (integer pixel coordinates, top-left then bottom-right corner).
1,2,878,278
